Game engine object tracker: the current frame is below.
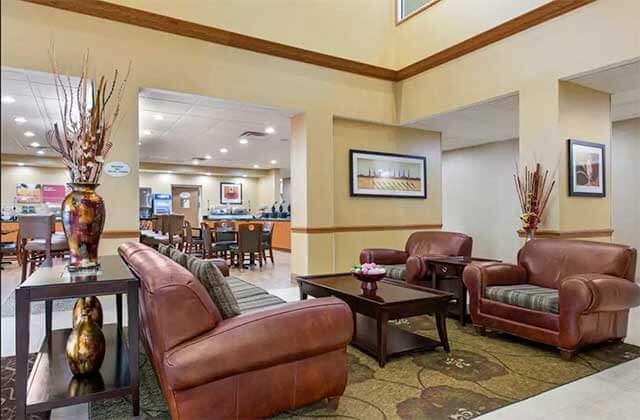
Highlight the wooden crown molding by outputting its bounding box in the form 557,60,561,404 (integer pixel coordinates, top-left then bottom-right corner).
291,224,442,234
20,0,596,82
516,228,613,239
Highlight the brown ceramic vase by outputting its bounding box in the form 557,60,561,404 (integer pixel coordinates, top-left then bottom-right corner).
72,296,103,328
66,310,106,376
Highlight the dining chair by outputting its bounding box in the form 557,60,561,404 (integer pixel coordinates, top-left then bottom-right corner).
18,214,69,282
230,223,263,271
261,222,275,264
183,220,204,256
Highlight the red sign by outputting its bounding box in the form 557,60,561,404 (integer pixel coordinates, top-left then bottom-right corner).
42,184,67,204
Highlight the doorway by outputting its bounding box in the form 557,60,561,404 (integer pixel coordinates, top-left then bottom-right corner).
171,185,201,226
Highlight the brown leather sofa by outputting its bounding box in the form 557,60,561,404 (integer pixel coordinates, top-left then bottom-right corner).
360,231,472,284
118,241,353,419
463,239,639,360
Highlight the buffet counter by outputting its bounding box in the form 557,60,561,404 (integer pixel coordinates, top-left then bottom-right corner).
201,218,291,251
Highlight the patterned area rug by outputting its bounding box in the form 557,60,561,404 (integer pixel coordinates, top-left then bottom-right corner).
89,316,639,420
1,293,76,318
1,354,50,420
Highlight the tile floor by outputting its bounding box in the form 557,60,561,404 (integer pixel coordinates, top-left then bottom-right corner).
1,251,639,419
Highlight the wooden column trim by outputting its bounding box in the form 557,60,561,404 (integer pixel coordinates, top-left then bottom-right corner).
291,224,442,234
516,228,613,239
102,230,140,239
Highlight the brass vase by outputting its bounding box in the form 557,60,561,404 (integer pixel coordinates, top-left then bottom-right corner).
62,183,106,271
66,310,106,376
72,297,103,328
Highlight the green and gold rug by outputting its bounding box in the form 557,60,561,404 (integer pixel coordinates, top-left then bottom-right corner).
85,316,639,420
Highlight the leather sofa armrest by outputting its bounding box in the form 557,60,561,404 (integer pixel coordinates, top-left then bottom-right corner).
163,297,353,391
560,273,640,314
463,263,527,292
360,249,409,265
204,258,229,277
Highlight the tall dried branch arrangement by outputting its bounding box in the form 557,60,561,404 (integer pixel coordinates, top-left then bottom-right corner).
46,48,131,184
513,163,556,231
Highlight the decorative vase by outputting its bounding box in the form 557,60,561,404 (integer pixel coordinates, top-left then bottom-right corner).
62,183,105,271
72,297,103,328
68,373,106,397
66,309,106,376
524,228,536,242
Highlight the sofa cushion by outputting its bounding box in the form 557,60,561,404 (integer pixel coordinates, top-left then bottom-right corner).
383,264,407,281
485,284,559,314
187,255,241,319
227,277,286,312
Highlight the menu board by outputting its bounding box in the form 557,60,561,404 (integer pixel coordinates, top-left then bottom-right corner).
16,183,42,204
42,184,67,204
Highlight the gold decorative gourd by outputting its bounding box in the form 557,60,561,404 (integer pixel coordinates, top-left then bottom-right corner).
66,309,106,376
72,296,103,328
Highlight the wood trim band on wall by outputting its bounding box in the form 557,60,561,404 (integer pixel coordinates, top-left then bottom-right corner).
20,0,397,81
102,230,140,239
292,224,443,234
21,0,596,82
516,228,613,239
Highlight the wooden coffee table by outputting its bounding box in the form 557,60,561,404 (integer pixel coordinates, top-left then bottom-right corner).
297,273,453,367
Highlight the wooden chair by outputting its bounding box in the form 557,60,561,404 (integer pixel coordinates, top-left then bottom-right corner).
183,220,204,256
18,215,68,282
230,223,263,271
261,222,275,264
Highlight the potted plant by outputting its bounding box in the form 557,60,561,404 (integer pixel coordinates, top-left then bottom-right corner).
514,163,555,241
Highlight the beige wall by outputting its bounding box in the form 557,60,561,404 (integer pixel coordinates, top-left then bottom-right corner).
331,118,442,271
139,172,260,215
443,139,522,263
612,118,640,277
257,169,281,210
1,164,68,210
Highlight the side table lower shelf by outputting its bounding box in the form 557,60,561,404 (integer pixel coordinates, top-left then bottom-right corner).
26,324,131,415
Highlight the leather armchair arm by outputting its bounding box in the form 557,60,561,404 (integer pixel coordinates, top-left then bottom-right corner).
463,263,527,292
163,297,353,390
360,248,409,265
204,258,229,277
560,273,640,314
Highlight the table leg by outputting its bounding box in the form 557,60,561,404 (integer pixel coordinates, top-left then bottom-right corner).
376,310,389,367
45,299,53,344
435,311,451,353
431,265,437,289
116,293,123,331
298,285,308,300
15,288,30,420
127,284,140,417
459,282,467,326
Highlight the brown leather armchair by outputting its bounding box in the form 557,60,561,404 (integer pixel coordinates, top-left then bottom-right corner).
119,242,353,419
463,239,639,360
360,231,472,284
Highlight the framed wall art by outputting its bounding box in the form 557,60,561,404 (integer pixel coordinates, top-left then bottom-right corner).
220,182,243,204
350,150,427,198
567,139,605,197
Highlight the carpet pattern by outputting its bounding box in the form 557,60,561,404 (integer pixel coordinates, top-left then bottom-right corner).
1,354,49,420
86,316,639,420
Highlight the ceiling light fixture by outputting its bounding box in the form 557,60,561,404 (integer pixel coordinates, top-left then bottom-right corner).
138,141,142,146
143,129,152,135
270,160,278,165
37,150,45,155
17,162,24,166
220,148,228,153
153,114,164,121
14,117,27,124
29,142,40,148
253,164,259,168
239,138,248,145
265,126,275,134
24,131,35,137
206,172,212,176
192,159,199,165
1,96,16,104
204,154,212,160
167,170,173,174
242,174,247,178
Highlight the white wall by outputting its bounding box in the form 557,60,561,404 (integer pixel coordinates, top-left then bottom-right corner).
443,139,522,263
1,164,69,212
612,118,640,278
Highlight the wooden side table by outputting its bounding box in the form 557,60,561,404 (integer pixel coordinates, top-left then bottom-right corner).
14,255,139,419
425,256,501,326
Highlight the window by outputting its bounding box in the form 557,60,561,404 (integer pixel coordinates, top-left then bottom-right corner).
397,0,441,23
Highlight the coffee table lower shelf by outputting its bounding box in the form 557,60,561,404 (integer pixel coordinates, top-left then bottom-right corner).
26,324,131,415
351,314,442,364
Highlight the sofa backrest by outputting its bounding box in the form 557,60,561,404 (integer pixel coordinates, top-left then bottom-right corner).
405,231,473,258
118,242,221,353
518,239,637,289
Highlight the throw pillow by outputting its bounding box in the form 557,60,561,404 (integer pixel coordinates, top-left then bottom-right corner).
186,255,241,319
158,243,172,257
168,247,188,268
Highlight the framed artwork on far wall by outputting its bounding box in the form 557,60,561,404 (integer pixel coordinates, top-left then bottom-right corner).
567,139,605,197
350,149,427,198
220,182,243,204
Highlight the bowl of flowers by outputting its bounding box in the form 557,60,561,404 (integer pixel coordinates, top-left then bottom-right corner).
352,263,386,292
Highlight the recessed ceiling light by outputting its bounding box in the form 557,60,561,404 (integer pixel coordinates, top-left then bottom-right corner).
167,170,173,174
138,141,142,146
29,142,40,148
1,96,15,104
24,131,35,137
239,138,248,145
265,126,275,134
253,164,259,168
205,172,212,176
204,154,212,160
192,159,199,165
270,160,278,165
14,117,27,124
153,114,164,121
143,129,152,136
37,150,45,155
220,148,228,153
242,174,247,178
17,162,24,166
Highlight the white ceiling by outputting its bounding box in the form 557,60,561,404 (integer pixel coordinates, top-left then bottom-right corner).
139,88,296,170
408,94,519,151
